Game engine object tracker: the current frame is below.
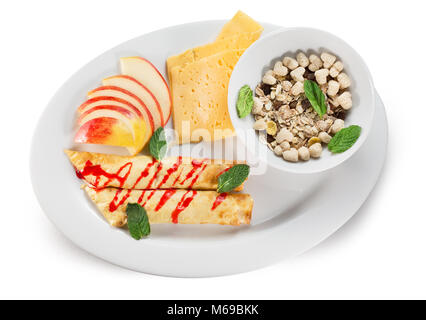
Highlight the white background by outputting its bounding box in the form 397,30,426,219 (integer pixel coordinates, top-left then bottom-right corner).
0,0,424,299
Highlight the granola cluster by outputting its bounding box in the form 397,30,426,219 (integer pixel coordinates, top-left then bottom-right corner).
252,51,353,162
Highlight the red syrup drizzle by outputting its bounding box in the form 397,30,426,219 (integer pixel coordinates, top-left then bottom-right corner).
75,168,84,179
172,170,183,186
140,157,183,208
178,159,209,190
211,193,228,210
84,157,204,221
75,160,132,189
154,189,177,211
138,161,163,206
157,156,182,189
179,159,205,185
171,190,197,224
188,163,208,189
108,158,183,213
216,166,231,178
108,159,156,212
109,189,127,212
142,190,158,206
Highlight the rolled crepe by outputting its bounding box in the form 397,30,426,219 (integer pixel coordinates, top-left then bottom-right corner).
65,150,245,191
83,185,253,227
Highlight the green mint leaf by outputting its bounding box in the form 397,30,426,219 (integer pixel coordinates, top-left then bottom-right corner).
236,85,254,118
126,203,150,240
304,80,327,118
217,164,250,193
149,127,167,160
328,125,362,153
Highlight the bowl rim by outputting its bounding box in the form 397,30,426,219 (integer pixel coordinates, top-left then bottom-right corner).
228,26,376,174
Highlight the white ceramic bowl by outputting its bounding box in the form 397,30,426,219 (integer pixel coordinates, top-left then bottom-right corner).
228,27,375,173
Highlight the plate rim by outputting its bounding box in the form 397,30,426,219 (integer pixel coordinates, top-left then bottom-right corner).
30,20,388,277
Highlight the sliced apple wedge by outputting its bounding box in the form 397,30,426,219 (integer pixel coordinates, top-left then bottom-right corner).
78,95,154,135
120,57,172,124
100,75,163,129
75,117,135,148
78,96,142,118
86,81,157,133
77,105,148,155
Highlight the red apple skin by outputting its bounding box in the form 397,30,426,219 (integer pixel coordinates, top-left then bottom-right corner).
102,75,164,127
87,85,158,133
75,117,115,144
74,117,135,148
78,96,142,118
131,57,172,123
121,57,172,125
78,105,136,124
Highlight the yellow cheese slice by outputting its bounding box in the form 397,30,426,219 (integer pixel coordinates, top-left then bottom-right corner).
167,49,195,81
167,31,262,81
171,49,244,144
167,11,263,144
216,10,263,40
194,30,261,59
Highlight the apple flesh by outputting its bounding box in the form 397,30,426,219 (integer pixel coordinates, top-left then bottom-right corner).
76,105,148,155
74,57,170,154
75,117,135,148
77,95,155,136
78,96,142,118
120,57,172,125
87,84,157,134
101,75,163,129
78,105,136,127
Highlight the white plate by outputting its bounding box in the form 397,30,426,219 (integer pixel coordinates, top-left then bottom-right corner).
30,21,388,277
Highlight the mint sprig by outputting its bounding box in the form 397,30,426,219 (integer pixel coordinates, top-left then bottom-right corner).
217,164,250,193
328,125,361,153
126,203,150,240
236,85,254,118
304,80,327,118
149,127,167,160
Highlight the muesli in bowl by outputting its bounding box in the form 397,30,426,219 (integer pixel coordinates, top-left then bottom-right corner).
228,28,375,173
251,51,358,162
